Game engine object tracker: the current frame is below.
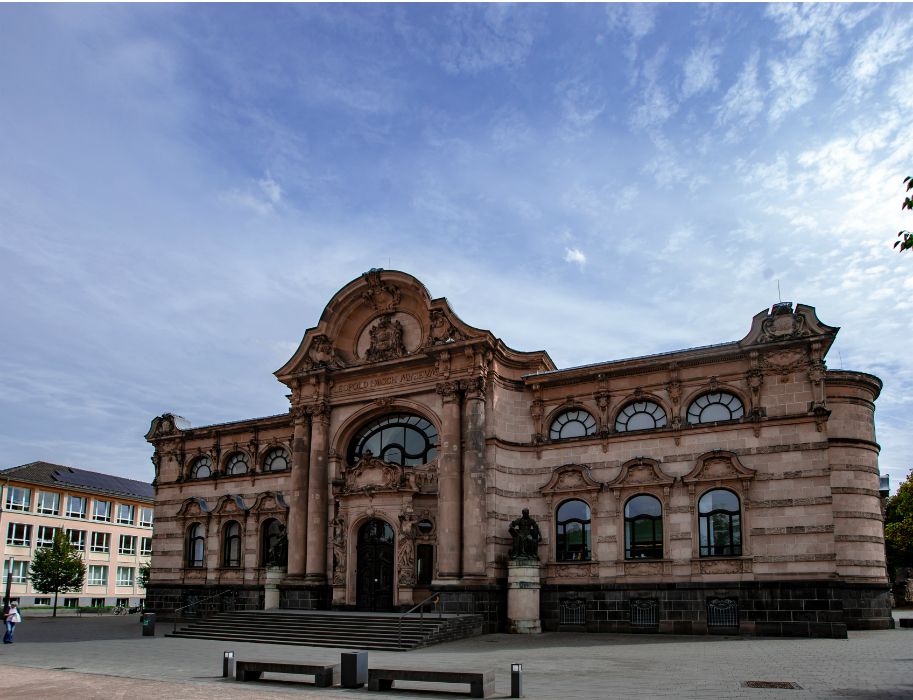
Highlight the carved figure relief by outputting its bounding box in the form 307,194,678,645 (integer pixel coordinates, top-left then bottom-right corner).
332,515,346,585
397,508,417,586
343,452,404,494
361,269,402,312
760,349,808,376
365,315,407,362
307,334,345,369
427,308,464,345
760,304,809,342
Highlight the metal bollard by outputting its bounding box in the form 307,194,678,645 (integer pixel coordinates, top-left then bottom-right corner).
341,650,368,688
511,663,523,698
223,650,235,678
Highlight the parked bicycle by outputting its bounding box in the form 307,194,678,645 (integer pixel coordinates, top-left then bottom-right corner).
113,604,143,615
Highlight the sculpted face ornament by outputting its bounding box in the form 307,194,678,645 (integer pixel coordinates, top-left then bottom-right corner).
365,315,407,362
307,334,344,369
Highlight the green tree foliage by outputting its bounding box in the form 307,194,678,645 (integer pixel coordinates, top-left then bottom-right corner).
28,530,86,617
895,176,913,253
884,469,913,582
138,562,151,590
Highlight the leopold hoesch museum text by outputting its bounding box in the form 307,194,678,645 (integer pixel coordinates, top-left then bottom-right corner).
146,270,891,637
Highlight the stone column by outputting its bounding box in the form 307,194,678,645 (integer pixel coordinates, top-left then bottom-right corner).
461,377,487,577
286,407,311,578
435,381,462,579
305,402,331,580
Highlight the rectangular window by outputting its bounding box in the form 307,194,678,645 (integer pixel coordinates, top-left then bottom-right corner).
63,597,79,608
91,597,105,607
2,560,29,585
116,503,135,525
416,544,433,586
34,597,51,606
139,507,154,527
116,597,129,607
66,495,87,519
92,499,111,522
140,537,152,556
36,490,61,515
118,535,137,555
90,531,110,553
5,486,32,511
6,522,31,546
116,566,134,587
67,528,86,551
87,564,108,586
36,525,59,548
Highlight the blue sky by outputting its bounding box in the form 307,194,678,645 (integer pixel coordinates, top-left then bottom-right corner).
1,3,911,490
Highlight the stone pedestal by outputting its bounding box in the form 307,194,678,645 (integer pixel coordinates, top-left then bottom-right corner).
264,567,285,610
507,560,541,634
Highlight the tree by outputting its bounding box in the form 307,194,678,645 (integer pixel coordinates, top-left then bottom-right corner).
884,469,913,586
29,530,85,617
895,176,913,253
138,562,151,590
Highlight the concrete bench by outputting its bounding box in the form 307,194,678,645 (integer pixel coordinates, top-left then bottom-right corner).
368,667,495,698
234,659,339,687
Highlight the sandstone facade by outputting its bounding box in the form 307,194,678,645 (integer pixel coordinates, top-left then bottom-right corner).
145,270,891,637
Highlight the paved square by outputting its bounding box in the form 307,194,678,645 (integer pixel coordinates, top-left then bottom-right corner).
0,612,911,699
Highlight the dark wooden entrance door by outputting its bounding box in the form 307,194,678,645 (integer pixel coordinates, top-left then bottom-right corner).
356,519,395,612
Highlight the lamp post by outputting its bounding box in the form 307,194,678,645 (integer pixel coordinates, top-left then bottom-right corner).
3,556,13,607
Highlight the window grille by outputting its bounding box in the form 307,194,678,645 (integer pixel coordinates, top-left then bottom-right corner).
630,599,658,627
559,598,586,625
707,597,739,628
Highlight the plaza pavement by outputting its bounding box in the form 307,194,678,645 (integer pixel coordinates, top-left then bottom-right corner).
0,612,911,699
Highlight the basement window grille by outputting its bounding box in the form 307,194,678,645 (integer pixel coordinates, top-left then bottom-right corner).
559,598,585,625
630,598,658,627
707,597,739,628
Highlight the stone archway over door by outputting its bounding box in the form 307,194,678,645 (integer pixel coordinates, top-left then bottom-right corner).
356,519,395,612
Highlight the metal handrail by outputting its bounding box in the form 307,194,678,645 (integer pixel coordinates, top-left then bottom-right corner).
397,593,441,648
171,589,235,633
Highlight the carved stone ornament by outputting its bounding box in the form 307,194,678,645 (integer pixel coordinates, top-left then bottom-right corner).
397,536,416,586
306,334,345,369
683,451,757,486
332,515,346,585
361,269,402,312
760,304,809,342
343,451,417,495
365,315,407,362
697,559,744,575
608,458,674,490
541,464,602,496
760,349,808,376
624,561,663,576
427,308,464,345
145,413,189,440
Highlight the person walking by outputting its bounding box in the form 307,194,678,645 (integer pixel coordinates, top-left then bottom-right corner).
3,601,21,643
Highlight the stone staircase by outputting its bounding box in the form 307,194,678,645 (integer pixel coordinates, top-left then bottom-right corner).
168,610,484,650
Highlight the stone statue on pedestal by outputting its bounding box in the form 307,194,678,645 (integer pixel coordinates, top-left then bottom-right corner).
508,508,541,560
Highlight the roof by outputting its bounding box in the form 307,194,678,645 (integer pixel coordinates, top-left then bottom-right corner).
0,461,154,502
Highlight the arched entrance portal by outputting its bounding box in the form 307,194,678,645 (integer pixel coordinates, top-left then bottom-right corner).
356,519,395,611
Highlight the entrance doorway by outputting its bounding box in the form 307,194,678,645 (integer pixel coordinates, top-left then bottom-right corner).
356,519,395,611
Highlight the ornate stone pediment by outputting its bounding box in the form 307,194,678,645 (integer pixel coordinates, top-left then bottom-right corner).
683,451,756,485
213,494,249,515
541,464,602,496
361,269,402,312
145,413,190,440
177,497,210,517
250,491,289,513
426,308,465,346
609,458,674,489
343,452,421,495
304,334,345,369
740,302,839,349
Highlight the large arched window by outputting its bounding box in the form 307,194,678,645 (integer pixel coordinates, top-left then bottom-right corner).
556,499,591,562
187,523,205,567
624,495,663,560
348,414,438,466
699,489,742,557
225,453,249,476
263,447,289,472
261,518,286,567
222,521,241,567
615,401,667,432
687,392,744,425
549,409,597,440
190,456,212,479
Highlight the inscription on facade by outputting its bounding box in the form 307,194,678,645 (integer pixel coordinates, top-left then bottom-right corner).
336,368,437,394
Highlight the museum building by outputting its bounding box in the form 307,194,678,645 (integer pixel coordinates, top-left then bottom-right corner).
145,270,891,638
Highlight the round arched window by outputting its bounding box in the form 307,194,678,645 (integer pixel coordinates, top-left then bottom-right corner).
549,409,597,440
687,392,744,424
615,401,667,432
348,414,438,467
190,457,212,479
263,448,289,472
225,453,249,476
624,494,663,560
556,499,591,562
698,489,742,557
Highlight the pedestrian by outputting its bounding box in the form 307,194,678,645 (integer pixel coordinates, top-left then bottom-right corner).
3,601,21,644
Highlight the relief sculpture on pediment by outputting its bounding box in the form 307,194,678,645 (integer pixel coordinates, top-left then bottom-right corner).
365,315,407,362
427,308,464,345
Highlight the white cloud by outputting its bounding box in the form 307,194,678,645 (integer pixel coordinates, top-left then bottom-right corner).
843,16,913,102
606,4,656,41
681,43,720,99
716,50,763,132
223,173,283,215
564,247,587,267
556,79,606,139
